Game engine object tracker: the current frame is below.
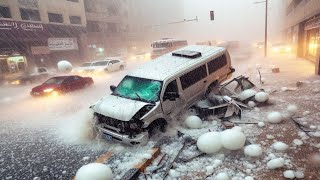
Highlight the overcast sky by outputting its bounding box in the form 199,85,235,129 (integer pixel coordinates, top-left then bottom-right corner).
179,0,285,43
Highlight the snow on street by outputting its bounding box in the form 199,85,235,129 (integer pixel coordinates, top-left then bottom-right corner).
0,47,319,180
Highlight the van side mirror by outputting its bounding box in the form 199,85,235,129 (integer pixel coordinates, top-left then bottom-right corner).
164,92,179,101
110,85,116,92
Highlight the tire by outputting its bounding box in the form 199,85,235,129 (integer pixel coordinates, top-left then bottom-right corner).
120,65,124,70
148,119,167,138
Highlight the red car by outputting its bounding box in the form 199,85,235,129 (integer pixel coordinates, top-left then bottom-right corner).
30,75,93,97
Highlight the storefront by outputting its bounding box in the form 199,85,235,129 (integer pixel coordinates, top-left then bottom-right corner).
0,20,86,74
304,15,320,62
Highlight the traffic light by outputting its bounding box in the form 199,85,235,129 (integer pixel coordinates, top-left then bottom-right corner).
210,11,214,21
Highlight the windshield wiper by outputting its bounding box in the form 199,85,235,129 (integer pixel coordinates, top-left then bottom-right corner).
134,92,143,101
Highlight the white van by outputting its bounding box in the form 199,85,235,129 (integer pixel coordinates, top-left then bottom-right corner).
91,45,234,145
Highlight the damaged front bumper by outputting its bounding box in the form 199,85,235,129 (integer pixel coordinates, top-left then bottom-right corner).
95,125,149,146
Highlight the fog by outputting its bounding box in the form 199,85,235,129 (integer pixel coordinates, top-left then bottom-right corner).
129,0,285,43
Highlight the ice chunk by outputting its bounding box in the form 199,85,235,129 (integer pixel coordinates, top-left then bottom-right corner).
293,139,303,146
283,170,295,179
239,89,257,100
267,112,283,123
244,144,263,157
267,158,284,169
206,165,214,174
248,101,256,108
294,171,305,179
272,142,289,152
75,163,113,180
221,129,246,150
255,92,269,103
197,132,222,154
245,176,254,180
215,172,230,180
169,169,180,178
303,111,310,116
287,105,298,114
258,122,265,128
57,60,73,73
185,115,202,129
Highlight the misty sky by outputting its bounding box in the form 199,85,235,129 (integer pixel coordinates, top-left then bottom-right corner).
176,0,285,43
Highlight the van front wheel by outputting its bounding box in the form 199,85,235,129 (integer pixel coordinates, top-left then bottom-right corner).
148,119,167,138
205,81,219,96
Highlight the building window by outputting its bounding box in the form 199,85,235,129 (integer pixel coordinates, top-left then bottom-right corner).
67,0,79,2
48,13,63,23
207,54,227,74
69,16,81,24
87,21,101,32
0,6,11,18
180,65,207,90
20,8,40,21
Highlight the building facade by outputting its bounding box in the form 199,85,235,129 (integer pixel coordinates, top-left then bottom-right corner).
83,0,129,59
285,0,320,74
0,0,86,74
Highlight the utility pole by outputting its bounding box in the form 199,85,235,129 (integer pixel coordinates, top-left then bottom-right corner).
254,0,268,57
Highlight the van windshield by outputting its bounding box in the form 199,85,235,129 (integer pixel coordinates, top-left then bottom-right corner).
113,76,162,103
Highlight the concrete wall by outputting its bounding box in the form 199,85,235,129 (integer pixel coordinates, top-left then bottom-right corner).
0,0,86,26
285,0,320,28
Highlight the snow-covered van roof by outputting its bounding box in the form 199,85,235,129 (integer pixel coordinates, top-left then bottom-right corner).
128,45,226,81
152,38,186,44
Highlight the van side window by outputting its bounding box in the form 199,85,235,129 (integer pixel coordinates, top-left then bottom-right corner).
180,65,207,90
165,80,178,94
207,54,227,74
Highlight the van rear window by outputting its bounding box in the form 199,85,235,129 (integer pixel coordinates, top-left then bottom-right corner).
207,54,227,74
180,65,207,90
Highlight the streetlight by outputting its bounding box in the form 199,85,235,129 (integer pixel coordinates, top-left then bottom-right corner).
254,0,268,57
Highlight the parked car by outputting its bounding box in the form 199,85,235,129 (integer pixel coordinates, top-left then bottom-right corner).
72,62,94,74
90,58,126,73
30,75,93,97
9,67,52,85
271,43,292,54
90,45,235,145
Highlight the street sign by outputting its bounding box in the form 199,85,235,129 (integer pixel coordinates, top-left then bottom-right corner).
210,11,214,21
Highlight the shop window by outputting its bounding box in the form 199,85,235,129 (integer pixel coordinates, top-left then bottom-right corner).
20,8,40,21
0,6,11,18
48,13,63,23
69,16,81,24
180,65,207,90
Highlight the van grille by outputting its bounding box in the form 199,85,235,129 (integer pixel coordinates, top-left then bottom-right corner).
95,113,144,135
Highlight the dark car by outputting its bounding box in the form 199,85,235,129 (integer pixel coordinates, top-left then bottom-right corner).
30,75,94,97
9,67,51,85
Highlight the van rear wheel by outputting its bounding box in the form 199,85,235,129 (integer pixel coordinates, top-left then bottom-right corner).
148,119,167,138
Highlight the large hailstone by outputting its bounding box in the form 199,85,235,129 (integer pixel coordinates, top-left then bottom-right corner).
57,60,73,73
221,129,246,150
75,163,113,180
267,112,283,123
267,158,284,169
244,144,263,157
239,89,257,100
215,172,230,180
185,115,202,129
283,170,295,179
197,132,222,154
287,104,298,114
272,141,289,152
254,92,269,102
